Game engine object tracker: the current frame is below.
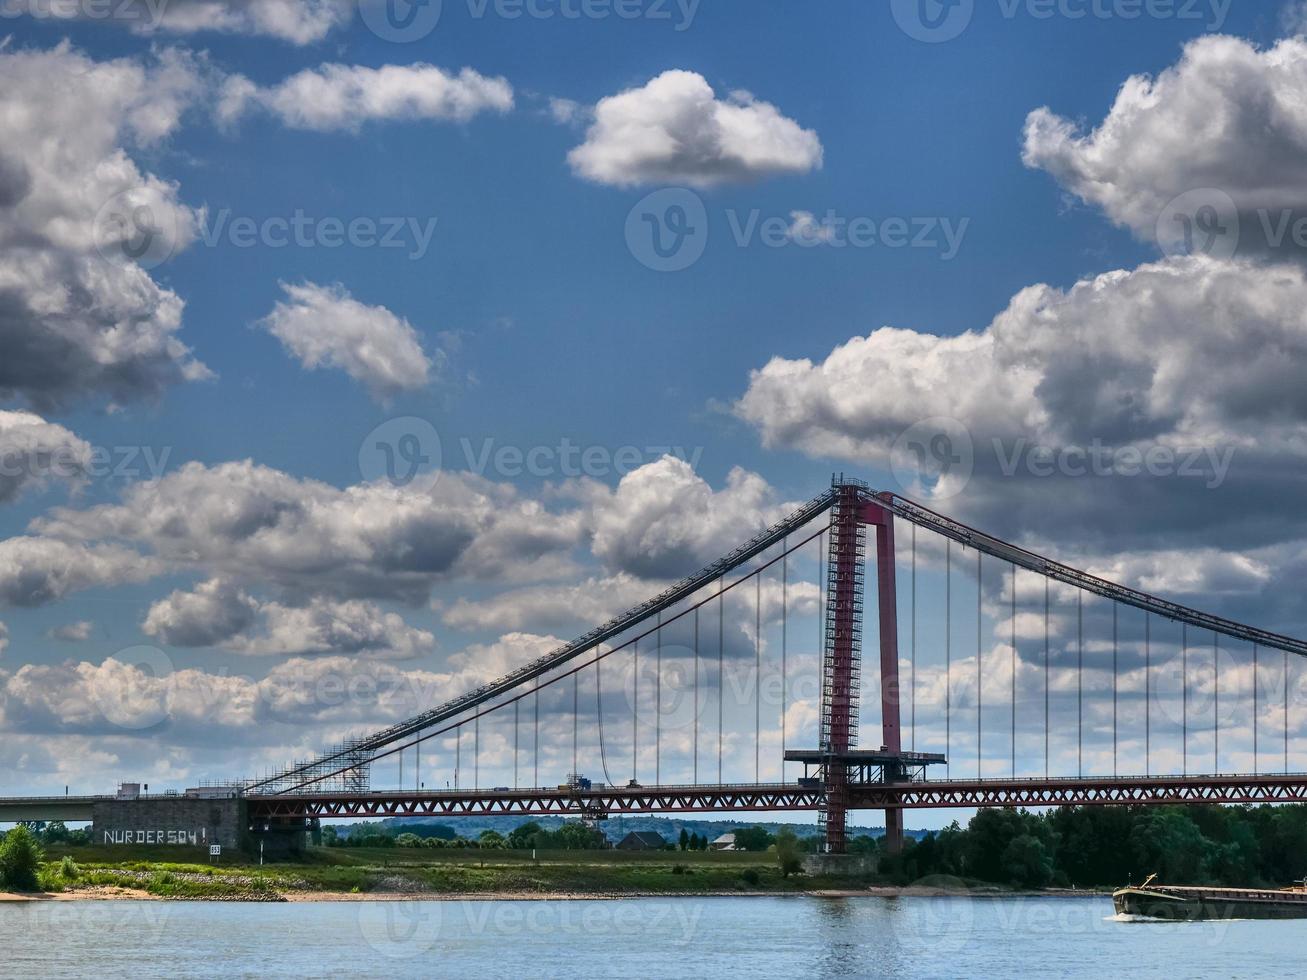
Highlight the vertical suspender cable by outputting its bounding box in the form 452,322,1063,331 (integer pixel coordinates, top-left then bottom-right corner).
513,701,519,789
781,545,788,762
693,607,700,784
946,538,952,778
756,572,762,784
719,577,725,785
977,549,982,779
1285,648,1290,775
1044,576,1050,780
1214,632,1219,774
455,723,461,790
1183,623,1188,776
1113,602,1118,778
1077,590,1083,779
534,684,539,788
632,639,638,783
1145,613,1151,777
911,524,917,753
1011,563,1016,777
655,611,662,785
1253,642,1259,774
474,715,479,789
573,671,579,780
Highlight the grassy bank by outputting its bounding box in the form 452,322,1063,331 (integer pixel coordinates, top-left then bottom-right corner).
24,845,883,901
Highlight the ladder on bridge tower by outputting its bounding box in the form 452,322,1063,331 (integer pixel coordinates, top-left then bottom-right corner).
814,476,935,856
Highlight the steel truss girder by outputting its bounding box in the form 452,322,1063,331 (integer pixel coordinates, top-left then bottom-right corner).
247,784,824,819
852,773,1307,809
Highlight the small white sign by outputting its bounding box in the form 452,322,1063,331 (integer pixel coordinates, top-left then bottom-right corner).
209,844,221,857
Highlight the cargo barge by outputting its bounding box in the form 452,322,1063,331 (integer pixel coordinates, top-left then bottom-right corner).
1113,875,1307,921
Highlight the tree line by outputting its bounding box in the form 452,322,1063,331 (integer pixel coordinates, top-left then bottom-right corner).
881,804,1307,889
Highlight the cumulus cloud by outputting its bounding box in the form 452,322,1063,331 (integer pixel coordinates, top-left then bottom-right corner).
0,43,210,411
567,70,822,188
219,63,514,131
0,537,160,608
588,456,792,578
0,411,92,503
143,577,260,648
736,255,1307,554
49,621,94,643
6,0,355,44
257,282,434,400
144,578,434,658
1023,36,1307,250
33,461,584,604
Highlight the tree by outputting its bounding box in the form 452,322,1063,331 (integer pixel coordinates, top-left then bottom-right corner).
775,828,803,878
508,822,543,849
733,826,773,852
478,830,507,849
0,824,43,892
1002,834,1053,889
678,829,690,851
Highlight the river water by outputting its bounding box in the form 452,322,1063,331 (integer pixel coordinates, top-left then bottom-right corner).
4,895,1305,977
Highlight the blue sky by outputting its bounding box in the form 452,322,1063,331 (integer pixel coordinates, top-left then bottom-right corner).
3,0,1307,829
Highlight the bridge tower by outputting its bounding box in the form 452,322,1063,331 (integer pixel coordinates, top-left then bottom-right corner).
817,478,907,855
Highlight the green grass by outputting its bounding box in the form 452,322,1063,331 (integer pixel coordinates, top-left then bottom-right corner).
25,845,854,899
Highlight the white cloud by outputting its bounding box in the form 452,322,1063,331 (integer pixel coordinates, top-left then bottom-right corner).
49,621,94,643
1023,36,1307,243
258,282,434,400
588,456,792,578
143,0,355,44
219,63,514,132
143,578,260,648
0,43,210,410
736,255,1307,560
0,411,92,503
567,70,823,188
34,461,584,604
144,578,434,658
786,211,838,245
0,621,7,655
0,537,160,608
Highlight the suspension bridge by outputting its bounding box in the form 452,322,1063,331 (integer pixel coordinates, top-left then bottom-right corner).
8,476,1307,855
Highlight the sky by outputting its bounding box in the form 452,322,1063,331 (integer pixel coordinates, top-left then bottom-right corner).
3,0,1307,831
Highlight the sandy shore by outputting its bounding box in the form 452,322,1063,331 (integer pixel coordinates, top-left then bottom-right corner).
0,884,1110,903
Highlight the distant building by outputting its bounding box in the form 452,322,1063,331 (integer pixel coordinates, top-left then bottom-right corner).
616,831,666,851
709,832,736,851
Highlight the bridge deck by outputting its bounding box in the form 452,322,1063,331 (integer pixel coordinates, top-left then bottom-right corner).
245,772,1307,819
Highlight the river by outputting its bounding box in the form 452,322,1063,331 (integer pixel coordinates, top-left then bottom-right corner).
4,895,1305,977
